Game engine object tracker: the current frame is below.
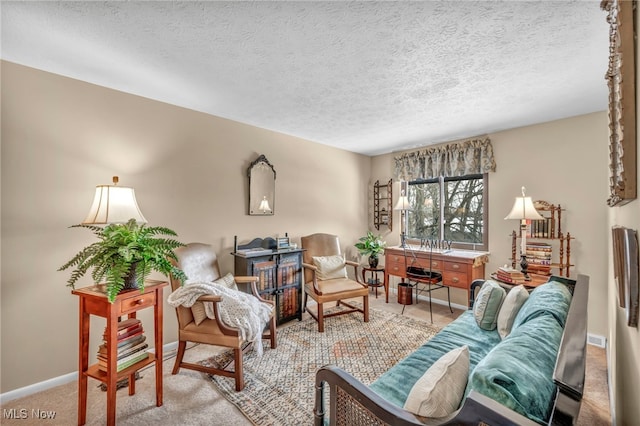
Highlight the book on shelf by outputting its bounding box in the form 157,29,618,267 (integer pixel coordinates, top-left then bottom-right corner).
98,339,149,360
98,341,147,361
524,218,553,238
526,264,552,275
97,319,148,372
495,266,526,284
103,324,143,342
115,334,146,350
112,318,141,335
235,247,274,257
97,351,149,373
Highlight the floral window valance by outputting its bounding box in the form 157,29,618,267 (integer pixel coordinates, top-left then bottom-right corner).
393,137,496,181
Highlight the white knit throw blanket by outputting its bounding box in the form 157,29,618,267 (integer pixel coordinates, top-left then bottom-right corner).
167,281,273,355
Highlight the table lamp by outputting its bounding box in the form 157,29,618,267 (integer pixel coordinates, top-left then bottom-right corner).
83,176,147,224
393,188,410,248
504,186,543,280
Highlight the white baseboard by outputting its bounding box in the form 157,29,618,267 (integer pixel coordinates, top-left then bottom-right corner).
0,341,179,405
0,372,79,405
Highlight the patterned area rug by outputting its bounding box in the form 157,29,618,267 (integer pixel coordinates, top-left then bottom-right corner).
200,305,441,425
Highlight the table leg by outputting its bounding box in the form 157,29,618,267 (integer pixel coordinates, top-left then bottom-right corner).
384,271,390,303
77,299,89,426
155,287,164,407
106,312,118,426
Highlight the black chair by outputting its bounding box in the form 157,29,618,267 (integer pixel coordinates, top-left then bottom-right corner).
402,242,452,322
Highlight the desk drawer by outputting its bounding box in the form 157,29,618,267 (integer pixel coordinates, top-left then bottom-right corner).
443,271,468,289
444,261,467,273
386,258,406,276
406,257,441,271
121,291,156,314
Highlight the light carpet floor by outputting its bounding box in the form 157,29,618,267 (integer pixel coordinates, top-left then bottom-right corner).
0,293,611,425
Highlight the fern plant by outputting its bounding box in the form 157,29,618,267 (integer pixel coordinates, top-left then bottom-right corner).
59,219,187,302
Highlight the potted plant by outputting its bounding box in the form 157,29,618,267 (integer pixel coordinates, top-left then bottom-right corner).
59,219,187,302
354,231,387,268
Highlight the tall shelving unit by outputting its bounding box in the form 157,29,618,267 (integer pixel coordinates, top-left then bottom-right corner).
510,200,574,277
373,179,393,231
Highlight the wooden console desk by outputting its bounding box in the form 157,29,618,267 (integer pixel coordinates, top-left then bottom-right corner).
384,246,489,306
72,280,167,426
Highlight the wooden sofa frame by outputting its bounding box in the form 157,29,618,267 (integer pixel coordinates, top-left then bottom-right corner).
314,274,589,426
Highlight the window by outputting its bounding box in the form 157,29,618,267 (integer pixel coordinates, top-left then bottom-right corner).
405,174,488,250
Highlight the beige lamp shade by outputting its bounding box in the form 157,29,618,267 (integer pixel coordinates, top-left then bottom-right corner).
393,191,410,211
82,176,147,224
504,187,544,221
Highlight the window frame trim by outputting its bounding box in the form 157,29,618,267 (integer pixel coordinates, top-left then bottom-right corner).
404,173,489,252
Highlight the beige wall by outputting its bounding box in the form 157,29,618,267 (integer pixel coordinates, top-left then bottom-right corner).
0,61,371,392
605,6,640,423
372,114,610,331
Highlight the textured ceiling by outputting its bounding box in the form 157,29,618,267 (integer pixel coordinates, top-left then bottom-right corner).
1,1,609,156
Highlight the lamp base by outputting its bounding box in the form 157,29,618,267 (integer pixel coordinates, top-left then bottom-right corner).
519,254,531,281
400,232,407,248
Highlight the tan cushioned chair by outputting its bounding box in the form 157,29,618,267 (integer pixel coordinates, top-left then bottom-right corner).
169,242,276,391
301,233,369,332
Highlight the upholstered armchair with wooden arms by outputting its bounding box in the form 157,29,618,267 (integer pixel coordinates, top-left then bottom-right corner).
301,233,369,332
169,242,276,391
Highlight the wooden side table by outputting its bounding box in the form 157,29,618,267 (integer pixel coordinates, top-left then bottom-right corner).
361,266,386,299
72,280,167,426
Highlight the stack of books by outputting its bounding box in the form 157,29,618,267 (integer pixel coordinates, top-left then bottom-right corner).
495,266,526,284
97,318,149,373
525,242,552,276
524,218,553,238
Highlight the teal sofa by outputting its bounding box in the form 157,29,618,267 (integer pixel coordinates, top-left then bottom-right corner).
314,274,589,426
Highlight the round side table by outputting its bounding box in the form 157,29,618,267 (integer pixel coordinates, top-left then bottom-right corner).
361,266,386,298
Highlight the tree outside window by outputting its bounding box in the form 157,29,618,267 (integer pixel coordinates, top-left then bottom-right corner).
406,174,487,250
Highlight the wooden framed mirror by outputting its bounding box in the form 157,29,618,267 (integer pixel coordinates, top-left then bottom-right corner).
602,0,637,206
248,154,276,215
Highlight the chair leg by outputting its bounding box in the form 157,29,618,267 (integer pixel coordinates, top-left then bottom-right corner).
428,283,433,323
363,295,369,323
318,303,324,333
447,286,453,313
172,340,187,375
269,315,277,349
234,347,244,391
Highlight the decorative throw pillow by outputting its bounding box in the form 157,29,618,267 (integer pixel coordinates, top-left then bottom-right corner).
191,273,238,326
473,280,506,331
403,345,470,418
497,285,529,339
213,272,238,291
312,255,348,280
191,302,207,326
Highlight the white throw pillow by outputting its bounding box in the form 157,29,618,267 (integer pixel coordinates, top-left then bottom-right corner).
214,272,238,291
403,345,470,418
312,255,348,280
497,285,529,339
191,302,207,326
